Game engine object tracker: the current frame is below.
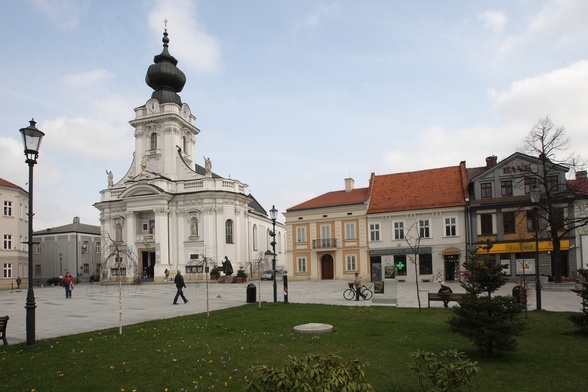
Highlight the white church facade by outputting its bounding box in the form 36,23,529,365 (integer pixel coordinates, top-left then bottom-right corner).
94,29,284,282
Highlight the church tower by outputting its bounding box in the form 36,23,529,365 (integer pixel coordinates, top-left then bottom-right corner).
130,27,199,181
94,28,285,283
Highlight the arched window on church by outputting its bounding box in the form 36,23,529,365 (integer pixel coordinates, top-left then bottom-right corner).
150,133,157,150
225,219,234,244
252,224,258,251
182,136,187,152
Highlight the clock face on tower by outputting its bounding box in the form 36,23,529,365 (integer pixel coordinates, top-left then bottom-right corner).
147,100,160,114
181,104,190,119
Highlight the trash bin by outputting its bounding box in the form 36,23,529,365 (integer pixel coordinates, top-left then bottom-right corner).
246,283,256,303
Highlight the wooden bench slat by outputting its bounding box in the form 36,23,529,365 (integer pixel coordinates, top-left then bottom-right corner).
427,293,466,307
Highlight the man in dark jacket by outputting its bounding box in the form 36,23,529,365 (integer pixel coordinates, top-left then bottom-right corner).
438,282,453,308
173,270,188,304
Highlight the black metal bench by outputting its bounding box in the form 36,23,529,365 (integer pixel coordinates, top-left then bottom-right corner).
427,292,466,308
0,315,9,345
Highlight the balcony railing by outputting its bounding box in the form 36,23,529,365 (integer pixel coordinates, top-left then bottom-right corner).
312,238,337,249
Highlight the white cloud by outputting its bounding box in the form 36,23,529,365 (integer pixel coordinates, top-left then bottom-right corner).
302,2,337,28
478,10,507,35
497,0,588,56
41,116,132,162
62,69,114,88
489,60,588,127
31,0,90,30
148,0,222,74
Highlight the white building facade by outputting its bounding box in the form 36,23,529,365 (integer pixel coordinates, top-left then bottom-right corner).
0,178,29,289
94,30,284,282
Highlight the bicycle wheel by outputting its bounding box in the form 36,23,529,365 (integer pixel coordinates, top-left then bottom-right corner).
343,288,355,300
361,287,373,300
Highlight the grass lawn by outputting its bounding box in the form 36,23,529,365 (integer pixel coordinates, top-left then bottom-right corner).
1,303,586,391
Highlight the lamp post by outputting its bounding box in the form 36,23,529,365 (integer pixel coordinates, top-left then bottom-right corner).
529,187,542,311
20,119,45,347
269,205,278,303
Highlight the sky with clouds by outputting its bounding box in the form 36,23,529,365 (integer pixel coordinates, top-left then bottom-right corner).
1,0,587,230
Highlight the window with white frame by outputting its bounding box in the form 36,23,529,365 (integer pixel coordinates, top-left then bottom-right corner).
346,254,357,271
345,222,356,240
3,201,12,216
296,226,306,243
252,225,258,251
3,263,12,278
419,219,430,238
444,217,457,237
150,133,157,150
369,223,380,241
96,242,101,253
297,257,307,273
3,235,12,250
393,221,404,240
35,244,41,254
225,219,234,243
82,241,89,254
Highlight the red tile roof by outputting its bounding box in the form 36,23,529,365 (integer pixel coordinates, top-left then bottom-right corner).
0,177,24,191
287,187,369,211
368,164,468,214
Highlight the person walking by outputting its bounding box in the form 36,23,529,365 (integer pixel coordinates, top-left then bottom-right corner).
353,272,366,301
164,268,169,282
16,276,22,289
173,269,188,304
438,282,453,308
62,272,75,299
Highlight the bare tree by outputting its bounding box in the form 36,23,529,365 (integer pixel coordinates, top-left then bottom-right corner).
521,116,588,283
405,221,424,311
100,232,139,335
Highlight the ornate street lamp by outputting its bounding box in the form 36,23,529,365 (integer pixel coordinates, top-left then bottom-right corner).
269,205,278,303
529,187,542,311
20,119,45,346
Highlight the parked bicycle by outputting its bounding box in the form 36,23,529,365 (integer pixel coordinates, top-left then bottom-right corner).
343,282,373,301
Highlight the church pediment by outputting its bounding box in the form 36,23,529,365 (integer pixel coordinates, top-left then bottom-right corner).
119,184,166,198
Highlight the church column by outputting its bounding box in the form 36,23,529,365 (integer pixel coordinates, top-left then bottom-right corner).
125,212,137,280
154,206,170,269
125,212,136,253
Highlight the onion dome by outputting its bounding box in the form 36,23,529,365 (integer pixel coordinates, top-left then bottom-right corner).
145,29,186,105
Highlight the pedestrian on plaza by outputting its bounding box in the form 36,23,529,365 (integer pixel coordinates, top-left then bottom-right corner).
16,276,22,289
62,272,75,299
438,281,453,308
173,269,188,304
222,256,234,276
164,268,169,282
353,272,366,301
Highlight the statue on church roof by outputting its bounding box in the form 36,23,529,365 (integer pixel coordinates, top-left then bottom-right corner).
106,170,113,187
204,156,212,177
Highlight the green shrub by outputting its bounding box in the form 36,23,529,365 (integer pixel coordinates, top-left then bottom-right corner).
408,349,481,392
569,268,588,332
244,353,375,391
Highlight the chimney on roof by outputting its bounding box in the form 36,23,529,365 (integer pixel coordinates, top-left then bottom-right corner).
345,178,355,192
73,216,80,224
577,170,587,179
486,155,498,168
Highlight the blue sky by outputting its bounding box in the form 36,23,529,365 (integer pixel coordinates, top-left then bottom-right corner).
1,0,587,230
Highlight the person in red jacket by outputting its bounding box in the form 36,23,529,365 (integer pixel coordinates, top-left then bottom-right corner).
62,272,75,299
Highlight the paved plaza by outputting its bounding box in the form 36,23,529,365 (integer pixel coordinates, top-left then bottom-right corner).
1,279,581,345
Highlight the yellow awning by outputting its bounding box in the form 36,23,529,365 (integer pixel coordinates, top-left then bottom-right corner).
476,240,569,254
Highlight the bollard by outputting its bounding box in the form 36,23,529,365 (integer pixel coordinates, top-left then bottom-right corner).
283,274,288,303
